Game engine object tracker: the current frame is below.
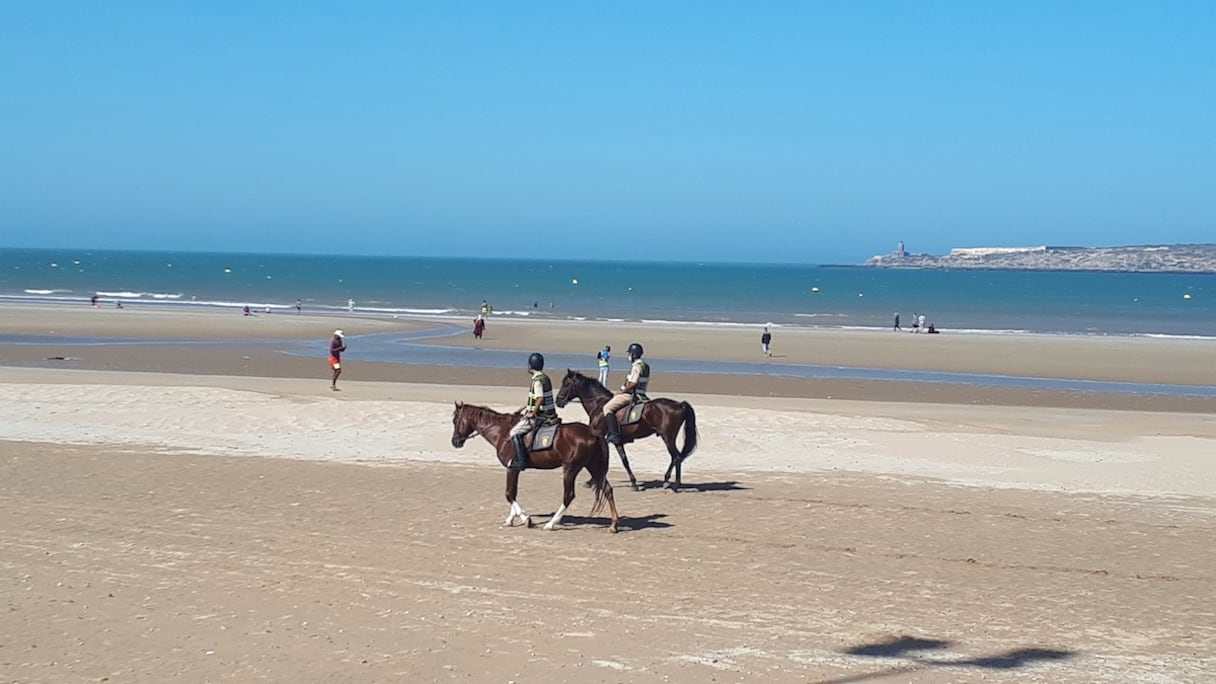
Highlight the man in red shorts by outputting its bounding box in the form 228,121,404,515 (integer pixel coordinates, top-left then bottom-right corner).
329,330,346,391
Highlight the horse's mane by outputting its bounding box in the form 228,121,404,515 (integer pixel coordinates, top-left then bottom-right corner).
455,403,511,420
568,370,612,398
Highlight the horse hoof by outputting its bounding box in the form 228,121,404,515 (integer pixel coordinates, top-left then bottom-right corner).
525,517,534,529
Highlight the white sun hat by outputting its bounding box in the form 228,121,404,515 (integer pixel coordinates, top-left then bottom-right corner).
333,329,344,337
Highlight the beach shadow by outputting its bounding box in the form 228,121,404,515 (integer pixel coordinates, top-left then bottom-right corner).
556,513,672,533
635,479,749,493
845,636,951,657
812,635,1075,684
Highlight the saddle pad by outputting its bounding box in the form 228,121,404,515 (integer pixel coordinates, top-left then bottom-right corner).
622,399,647,426
531,423,560,451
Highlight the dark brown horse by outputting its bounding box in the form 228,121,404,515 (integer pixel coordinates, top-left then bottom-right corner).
450,402,619,533
555,370,698,491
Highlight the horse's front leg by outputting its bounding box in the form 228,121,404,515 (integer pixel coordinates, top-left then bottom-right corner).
543,466,578,530
613,443,640,492
503,468,532,528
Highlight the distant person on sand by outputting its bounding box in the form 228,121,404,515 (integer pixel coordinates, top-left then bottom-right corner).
596,344,611,386
243,305,251,316
927,323,939,334
761,326,773,356
90,294,99,308
473,314,486,340
893,313,901,331
347,298,355,312
918,313,926,333
329,330,347,391
296,299,302,314
480,300,490,316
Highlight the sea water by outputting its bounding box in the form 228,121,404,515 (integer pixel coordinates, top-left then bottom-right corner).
2,247,1214,338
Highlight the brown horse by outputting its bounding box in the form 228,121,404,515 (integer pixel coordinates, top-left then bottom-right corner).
450,402,619,533
555,370,698,492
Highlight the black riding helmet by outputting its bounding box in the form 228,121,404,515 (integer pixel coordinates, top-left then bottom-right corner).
627,342,643,357
528,352,545,371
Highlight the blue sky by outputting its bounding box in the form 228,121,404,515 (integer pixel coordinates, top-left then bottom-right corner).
2,2,1213,263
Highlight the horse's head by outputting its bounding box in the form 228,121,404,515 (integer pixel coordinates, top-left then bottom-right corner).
556,369,581,408
451,401,474,448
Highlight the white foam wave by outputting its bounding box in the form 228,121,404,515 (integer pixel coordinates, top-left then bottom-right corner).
638,319,759,328
353,305,455,315
93,290,183,300
23,289,72,295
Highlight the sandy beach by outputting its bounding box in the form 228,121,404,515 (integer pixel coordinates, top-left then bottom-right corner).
2,304,1215,682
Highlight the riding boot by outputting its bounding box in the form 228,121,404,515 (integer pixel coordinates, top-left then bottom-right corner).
508,434,530,470
603,412,623,445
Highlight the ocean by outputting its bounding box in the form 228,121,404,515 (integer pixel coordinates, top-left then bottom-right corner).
2,247,1214,338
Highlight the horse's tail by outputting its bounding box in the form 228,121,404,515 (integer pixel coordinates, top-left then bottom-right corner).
679,401,698,461
588,436,612,517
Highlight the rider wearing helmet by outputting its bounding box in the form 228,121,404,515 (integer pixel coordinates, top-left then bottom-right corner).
507,352,558,470
601,342,649,444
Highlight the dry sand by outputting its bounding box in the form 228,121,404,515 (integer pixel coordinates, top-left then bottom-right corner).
2,305,1215,682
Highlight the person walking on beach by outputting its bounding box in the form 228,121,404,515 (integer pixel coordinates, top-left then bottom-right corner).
893,313,901,331
917,313,926,333
602,343,649,445
296,298,302,314
761,326,773,356
596,344,611,386
329,330,347,391
480,300,490,316
506,352,558,470
473,314,486,340
347,298,356,312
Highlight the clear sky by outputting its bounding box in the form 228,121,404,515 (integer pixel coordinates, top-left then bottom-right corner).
2,2,1213,263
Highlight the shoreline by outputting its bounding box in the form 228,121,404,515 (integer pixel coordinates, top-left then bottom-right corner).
2,304,1215,411
4,296,1216,341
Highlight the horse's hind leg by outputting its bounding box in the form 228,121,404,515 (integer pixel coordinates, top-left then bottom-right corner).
543,466,578,531
503,469,532,528
660,434,682,491
614,443,640,491
603,480,619,534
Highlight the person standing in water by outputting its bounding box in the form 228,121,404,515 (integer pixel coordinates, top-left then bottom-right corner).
595,344,612,386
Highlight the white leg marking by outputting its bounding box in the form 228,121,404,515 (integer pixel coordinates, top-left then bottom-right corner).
505,500,525,526
543,503,569,530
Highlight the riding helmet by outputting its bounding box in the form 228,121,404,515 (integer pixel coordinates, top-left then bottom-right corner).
528,352,545,371
627,342,643,357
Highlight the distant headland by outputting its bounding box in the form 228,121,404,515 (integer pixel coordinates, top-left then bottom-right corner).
864,242,1216,273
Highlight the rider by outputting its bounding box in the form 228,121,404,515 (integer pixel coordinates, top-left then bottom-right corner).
507,352,559,470
602,342,649,445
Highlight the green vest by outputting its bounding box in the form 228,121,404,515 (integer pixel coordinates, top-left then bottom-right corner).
631,359,650,397
527,371,557,418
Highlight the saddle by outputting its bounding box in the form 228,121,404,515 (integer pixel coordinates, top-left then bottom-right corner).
620,395,649,426
529,419,562,452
